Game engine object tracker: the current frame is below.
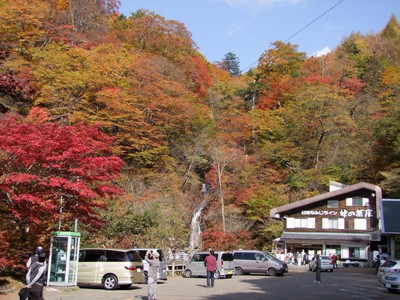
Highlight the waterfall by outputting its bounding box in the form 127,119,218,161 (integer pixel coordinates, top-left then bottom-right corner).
189,200,207,252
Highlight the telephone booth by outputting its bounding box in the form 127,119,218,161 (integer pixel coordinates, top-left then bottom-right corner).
47,231,81,286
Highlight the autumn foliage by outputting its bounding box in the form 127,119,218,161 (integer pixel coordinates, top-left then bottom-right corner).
201,228,256,251
0,109,125,267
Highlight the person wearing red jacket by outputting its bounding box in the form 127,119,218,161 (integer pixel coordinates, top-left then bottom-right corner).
204,249,217,288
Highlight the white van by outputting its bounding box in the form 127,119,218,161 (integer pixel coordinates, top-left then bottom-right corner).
78,248,144,290
131,248,168,281
184,251,234,279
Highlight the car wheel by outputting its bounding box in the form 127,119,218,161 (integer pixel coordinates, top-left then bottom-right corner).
235,267,244,276
330,269,333,272
214,271,220,279
226,275,232,279
119,284,131,289
387,288,398,293
268,268,278,276
103,274,118,290
185,269,192,278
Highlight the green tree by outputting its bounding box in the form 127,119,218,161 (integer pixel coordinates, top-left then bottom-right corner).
219,52,241,77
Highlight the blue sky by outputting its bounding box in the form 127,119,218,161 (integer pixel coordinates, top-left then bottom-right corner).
120,0,400,71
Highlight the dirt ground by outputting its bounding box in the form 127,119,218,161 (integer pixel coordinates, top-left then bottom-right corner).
1,266,397,300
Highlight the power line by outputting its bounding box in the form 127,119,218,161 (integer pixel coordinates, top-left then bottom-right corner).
241,0,345,73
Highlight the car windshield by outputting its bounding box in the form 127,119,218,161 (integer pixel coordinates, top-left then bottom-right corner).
127,251,142,262
263,252,276,260
382,260,398,268
262,252,282,261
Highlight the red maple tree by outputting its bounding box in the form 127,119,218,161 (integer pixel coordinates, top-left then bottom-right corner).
0,109,125,267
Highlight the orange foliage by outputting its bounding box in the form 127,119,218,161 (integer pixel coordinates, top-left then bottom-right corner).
202,227,256,251
26,106,51,123
190,56,213,96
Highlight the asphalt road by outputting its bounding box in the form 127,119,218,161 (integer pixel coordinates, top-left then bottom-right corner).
2,265,398,300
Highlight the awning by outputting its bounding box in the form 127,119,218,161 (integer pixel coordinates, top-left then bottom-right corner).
280,232,372,243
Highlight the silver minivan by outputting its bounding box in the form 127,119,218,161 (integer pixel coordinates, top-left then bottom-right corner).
233,250,288,276
131,248,168,281
184,251,234,279
78,248,144,290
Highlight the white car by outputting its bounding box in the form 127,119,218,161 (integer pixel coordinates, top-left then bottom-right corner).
381,268,400,294
377,260,400,283
309,255,333,272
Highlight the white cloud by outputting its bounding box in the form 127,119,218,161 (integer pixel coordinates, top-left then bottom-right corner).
226,21,247,36
310,46,331,57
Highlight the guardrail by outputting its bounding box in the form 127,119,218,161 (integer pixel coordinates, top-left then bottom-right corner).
166,262,186,276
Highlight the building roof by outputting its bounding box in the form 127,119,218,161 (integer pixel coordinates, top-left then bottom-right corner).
270,182,382,219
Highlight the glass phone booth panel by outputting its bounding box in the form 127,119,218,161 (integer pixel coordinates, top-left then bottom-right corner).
48,231,81,286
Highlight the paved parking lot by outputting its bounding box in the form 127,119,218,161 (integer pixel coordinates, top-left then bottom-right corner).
3,265,398,300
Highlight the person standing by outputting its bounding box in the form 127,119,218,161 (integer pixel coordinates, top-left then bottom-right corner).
302,251,308,266
145,250,160,300
204,249,217,288
26,251,47,300
314,254,321,283
26,246,43,268
287,251,293,264
331,253,338,269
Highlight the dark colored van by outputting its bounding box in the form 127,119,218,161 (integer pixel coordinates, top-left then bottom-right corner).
233,250,288,276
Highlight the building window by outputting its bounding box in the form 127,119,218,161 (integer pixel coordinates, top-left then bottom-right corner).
349,247,360,259
286,217,315,229
346,197,368,206
294,218,308,228
327,200,339,208
354,218,367,230
342,246,366,259
322,218,345,229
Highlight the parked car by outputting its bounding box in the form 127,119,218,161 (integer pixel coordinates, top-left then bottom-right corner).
233,250,288,276
309,255,333,272
131,248,168,282
78,248,144,290
377,260,400,283
342,260,360,267
381,269,400,293
184,251,234,279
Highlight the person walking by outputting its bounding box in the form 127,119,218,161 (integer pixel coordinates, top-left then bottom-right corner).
145,250,160,300
314,254,321,283
204,249,217,288
26,251,47,300
26,246,44,268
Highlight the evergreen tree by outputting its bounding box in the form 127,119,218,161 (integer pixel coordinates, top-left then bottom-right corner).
220,52,241,76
